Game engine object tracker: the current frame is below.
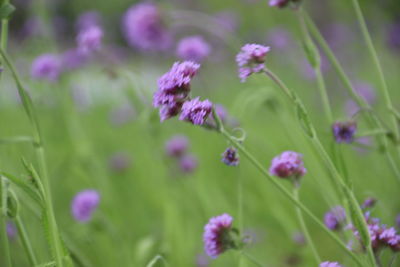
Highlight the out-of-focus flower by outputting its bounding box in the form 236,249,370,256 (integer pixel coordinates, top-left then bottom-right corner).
236,44,270,82
165,135,189,158
269,0,301,8
345,81,376,116
122,3,172,51
269,151,306,179
292,232,306,246
361,197,377,209
203,213,235,258
196,254,210,267
61,49,88,71
396,214,400,228
77,25,103,54
180,97,213,125
332,121,357,144
387,22,400,51
109,103,136,126
214,11,238,33
221,147,239,166
176,36,211,63
109,152,131,172
179,154,198,173
76,11,102,31
6,222,17,240
71,190,100,222
153,61,200,122
324,206,346,231
319,262,343,267
266,27,292,51
31,54,62,82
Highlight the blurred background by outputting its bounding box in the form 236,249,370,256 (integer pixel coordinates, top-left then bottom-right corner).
2,0,400,266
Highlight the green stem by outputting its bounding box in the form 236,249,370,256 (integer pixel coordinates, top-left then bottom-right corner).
0,177,11,267
350,0,400,151
0,48,65,267
293,185,321,264
304,12,400,184
15,215,38,265
219,129,364,267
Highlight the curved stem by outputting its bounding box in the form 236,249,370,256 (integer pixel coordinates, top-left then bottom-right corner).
219,129,364,267
15,215,38,265
350,0,400,151
293,185,321,264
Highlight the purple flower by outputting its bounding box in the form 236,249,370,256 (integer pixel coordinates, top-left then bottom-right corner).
179,154,198,173
361,197,377,209
122,3,172,51
345,81,376,116
332,121,357,143
180,97,213,125
387,21,400,51
61,49,88,71
71,190,100,222
236,44,270,82
269,151,306,179
109,152,131,172
266,27,292,51
222,147,239,166
319,262,342,267
324,206,346,230
269,0,300,8
203,213,234,258
6,222,17,240
76,11,102,31
176,36,211,63
153,61,200,122
31,54,62,82
165,135,189,158
77,25,103,54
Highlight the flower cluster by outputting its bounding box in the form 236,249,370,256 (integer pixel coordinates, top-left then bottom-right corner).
221,147,240,166
269,151,306,179
176,36,211,63
165,135,198,174
203,213,236,258
348,212,400,252
180,98,213,125
122,3,172,51
77,25,103,55
332,121,357,144
324,206,346,231
319,262,343,267
236,44,270,82
71,189,100,222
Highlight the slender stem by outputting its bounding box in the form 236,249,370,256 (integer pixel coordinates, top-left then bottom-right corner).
293,185,321,264
219,129,364,267
15,215,38,265
0,48,65,267
350,0,400,151
241,251,264,267
304,12,400,184
0,178,11,267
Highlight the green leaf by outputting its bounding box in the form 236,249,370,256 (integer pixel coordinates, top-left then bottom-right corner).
6,189,19,218
0,3,15,20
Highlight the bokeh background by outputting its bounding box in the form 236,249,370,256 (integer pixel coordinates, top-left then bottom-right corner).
2,0,400,266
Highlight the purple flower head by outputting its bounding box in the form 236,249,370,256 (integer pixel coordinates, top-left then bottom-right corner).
122,3,172,51
222,147,239,166
179,154,198,174
203,213,235,258
236,44,270,82
76,11,102,31
345,82,376,116
319,262,343,267
61,49,88,71
269,151,306,179
361,197,377,209
71,189,100,222
153,61,200,122
77,25,103,55
269,0,301,8
332,121,357,144
109,152,131,172
180,98,213,125
324,206,346,230
31,54,62,82
165,135,189,158
176,36,211,63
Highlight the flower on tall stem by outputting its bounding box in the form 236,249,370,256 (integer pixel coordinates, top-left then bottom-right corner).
203,213,240,258
324,206,346,231
269,151,306,180
221,147,239,166
179,97,213,125
236,44,270,82
332,121,357,144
